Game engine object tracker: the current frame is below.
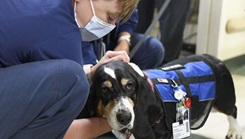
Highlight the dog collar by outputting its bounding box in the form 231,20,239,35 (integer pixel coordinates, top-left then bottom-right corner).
143,72,155,93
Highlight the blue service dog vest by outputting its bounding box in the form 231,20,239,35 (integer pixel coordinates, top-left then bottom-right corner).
144,61,216,129
145,61,216,102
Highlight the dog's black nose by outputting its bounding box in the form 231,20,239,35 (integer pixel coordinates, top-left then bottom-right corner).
116,109,132,126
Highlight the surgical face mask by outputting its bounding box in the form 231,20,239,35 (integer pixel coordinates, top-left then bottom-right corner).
75,0,116,41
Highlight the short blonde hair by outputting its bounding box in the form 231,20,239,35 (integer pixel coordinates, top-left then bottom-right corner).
117,0,139,23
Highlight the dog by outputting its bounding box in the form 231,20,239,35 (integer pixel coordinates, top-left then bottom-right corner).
78,54,242,139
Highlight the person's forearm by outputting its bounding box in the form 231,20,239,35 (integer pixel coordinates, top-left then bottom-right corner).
63,118,112,139
115,32,131,54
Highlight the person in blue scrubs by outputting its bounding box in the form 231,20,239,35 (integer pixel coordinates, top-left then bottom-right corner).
83,9,165,70
0,0,138,139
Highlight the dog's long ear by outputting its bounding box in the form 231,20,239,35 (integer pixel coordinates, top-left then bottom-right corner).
86,84,97,116
127,63,164,138
128,62,164,123
128,62,144,77
132,76,164,139
76,84,97,118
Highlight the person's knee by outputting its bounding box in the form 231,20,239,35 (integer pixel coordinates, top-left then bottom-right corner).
54,59,90,120
59,59,89,98
2,60,90,139
131,34,165,69
149,37,165,56
44,59,89,110
147,37,165,63
60,59,86,81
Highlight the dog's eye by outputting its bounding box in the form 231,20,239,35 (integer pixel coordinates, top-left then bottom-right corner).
125,83,134,91
102,87,108,93
101,87,110,94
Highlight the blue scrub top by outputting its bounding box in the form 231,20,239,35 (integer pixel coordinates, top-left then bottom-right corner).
0,0,83,67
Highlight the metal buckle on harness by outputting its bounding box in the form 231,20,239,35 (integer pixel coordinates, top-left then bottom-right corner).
167,78,178,88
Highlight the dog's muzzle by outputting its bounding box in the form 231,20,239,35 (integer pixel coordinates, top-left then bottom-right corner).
108,97,135,131
116,109,132,126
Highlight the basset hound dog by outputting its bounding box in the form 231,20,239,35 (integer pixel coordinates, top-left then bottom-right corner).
78,54,242,139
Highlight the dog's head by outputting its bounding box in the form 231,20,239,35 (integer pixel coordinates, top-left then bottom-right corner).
88,61,164,138
89,61,143,131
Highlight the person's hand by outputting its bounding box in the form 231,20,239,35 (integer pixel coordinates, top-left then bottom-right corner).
91,51,130,75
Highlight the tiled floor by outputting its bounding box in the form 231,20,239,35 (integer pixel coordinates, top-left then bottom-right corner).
97,54,245,139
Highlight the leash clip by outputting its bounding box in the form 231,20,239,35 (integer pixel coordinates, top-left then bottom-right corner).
168,78,178,88
168,78,187,101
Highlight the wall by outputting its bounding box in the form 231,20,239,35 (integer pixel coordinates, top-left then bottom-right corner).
196,0,245,60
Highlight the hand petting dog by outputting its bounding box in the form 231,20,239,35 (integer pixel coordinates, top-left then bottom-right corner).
91,51,130,77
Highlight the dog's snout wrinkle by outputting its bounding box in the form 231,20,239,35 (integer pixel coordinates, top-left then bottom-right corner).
116,109,132,126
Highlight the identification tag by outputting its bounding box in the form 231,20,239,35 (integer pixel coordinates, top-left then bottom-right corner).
173,104,191,139
172,119,191,139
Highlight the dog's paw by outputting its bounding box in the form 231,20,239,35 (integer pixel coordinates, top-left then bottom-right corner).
225,128,242,139
226,116,243,139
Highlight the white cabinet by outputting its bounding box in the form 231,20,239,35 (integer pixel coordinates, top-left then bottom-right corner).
196,0,245,60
